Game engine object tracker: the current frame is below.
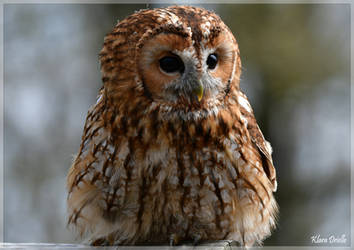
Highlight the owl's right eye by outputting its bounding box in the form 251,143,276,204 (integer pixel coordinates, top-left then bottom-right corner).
159,56,185,74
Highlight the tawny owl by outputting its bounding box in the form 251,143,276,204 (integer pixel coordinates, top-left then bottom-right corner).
67,5,278,247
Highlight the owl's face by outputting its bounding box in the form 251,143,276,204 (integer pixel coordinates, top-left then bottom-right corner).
138,28,237,107
100,6,241,119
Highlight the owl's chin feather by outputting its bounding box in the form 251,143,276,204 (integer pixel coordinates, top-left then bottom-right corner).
149,98,223,122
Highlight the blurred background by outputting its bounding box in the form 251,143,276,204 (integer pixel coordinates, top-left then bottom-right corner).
4,4,350,246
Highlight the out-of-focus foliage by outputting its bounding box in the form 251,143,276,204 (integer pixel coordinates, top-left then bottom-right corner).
4,4,350,246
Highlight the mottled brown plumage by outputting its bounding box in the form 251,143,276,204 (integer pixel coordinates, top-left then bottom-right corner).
67,5,278,247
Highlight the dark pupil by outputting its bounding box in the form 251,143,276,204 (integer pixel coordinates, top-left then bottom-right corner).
207,53,218,69
159,56,184,73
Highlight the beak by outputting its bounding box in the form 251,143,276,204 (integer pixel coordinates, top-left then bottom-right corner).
193,83,204,102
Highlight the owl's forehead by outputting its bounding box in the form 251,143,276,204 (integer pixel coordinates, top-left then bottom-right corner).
155,6,223,43
154,6,221,33
116,6,227,48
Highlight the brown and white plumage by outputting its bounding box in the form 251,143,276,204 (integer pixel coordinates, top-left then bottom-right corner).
66,5,278,247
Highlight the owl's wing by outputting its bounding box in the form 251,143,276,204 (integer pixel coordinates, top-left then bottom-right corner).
67,91,128,238
237,91,277,192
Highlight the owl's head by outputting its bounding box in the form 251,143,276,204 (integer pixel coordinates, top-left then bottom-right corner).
100,6,241,120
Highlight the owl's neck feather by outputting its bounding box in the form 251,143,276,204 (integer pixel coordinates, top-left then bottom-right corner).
93,84,245,151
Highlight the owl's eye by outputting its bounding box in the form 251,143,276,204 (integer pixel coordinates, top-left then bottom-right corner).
159,56,185,74
207,53,218,70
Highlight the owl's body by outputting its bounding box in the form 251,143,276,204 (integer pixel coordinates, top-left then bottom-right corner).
67,6,278,247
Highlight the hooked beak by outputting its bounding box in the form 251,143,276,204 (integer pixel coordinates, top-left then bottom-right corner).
193,83,204,102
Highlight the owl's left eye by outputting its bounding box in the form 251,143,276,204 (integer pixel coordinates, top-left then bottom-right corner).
207,53,218,70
